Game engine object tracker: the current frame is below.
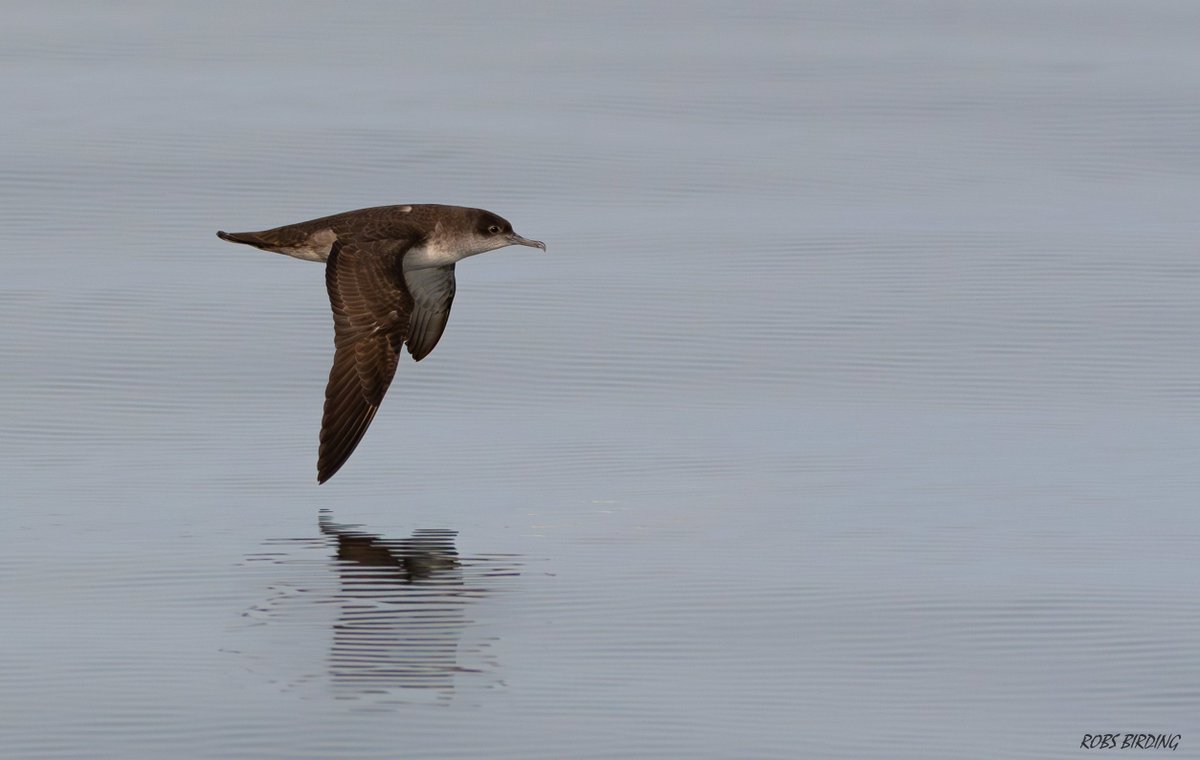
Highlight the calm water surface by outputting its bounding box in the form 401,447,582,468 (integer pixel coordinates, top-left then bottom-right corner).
2,2,1199,758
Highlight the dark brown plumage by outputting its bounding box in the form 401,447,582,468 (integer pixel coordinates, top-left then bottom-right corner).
217,204,545,483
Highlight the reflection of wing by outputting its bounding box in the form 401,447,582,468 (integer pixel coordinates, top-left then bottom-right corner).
404,265,457,361
318,239,413,483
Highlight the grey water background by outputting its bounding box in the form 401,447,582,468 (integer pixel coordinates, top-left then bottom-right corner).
2,1,1199,757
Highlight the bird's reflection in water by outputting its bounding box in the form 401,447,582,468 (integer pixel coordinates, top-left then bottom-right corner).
321,510,461,583
319,510,470,700
242,510,520,705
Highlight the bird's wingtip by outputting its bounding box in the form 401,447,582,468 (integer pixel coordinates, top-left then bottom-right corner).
317,460,341,484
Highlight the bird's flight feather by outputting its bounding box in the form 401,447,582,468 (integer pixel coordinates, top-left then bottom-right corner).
318,238,456,483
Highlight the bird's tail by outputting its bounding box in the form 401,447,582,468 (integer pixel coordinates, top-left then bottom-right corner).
216,230,273,249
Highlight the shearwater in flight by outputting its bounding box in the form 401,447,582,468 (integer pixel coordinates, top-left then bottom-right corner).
217,204,546,483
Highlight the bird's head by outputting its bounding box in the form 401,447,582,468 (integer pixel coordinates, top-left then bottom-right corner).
468,209,546,255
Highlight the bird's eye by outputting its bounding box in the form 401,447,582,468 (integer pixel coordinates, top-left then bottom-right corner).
488,225,501,234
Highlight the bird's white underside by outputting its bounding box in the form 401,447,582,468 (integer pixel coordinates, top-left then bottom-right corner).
277,228,337,262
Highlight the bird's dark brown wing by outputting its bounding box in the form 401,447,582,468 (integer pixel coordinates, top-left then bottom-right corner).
319,239,413,483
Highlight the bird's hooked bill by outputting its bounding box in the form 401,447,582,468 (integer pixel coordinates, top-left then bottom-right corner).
509,233,547,251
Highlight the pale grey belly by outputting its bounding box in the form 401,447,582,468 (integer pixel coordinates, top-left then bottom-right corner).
274,228,336,262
